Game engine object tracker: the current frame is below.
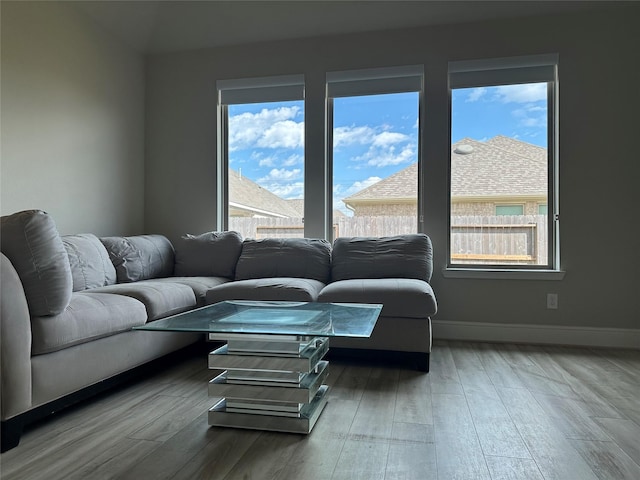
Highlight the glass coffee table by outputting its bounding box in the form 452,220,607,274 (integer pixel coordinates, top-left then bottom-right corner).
135,300,381,434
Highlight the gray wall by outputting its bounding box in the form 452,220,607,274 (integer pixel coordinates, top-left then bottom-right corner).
145,7,640,331
0,2,145,236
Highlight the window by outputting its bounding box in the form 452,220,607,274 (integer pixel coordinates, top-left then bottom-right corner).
326,66,423,239
496,205,524,216
449,55,558,269
218,75,305,238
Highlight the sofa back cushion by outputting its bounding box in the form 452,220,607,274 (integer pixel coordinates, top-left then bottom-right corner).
63,234,117,291
235,238,332,283
0,210,72,316
174,231,243,278
100,235,174,283
331,234,433,282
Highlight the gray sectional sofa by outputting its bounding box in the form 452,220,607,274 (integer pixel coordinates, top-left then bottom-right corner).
0,209,437,451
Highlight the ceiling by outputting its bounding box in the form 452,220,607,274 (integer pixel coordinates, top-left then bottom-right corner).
71,0,621,54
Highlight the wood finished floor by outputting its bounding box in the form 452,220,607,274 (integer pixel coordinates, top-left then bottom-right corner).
1,341,639,480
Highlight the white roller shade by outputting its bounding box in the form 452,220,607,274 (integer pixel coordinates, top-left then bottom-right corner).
327,65,423,98
218,74,304,105
449,54,558,88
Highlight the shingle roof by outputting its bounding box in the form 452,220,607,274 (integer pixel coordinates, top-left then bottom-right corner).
345,163,417,202
230,169,301,217
451,137,547,197
343,136,547,204
485,135,547,164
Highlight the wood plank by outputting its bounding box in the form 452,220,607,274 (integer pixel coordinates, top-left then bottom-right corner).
498,344,579,398
330,439,389,480
277,399,361,479
517,344,624,418
432,393,491,480
570,439,640,480
168,427,262,480
593,417,640,466
347,366,398,441
213,431,301,480
496,386,600,480
484,456,545,480
475,342,525,389
393,368,432,425
429,340,464,395
532,392,612,441
65,437,160,480
591,348,640,383
385,442,437,480
545,346,639,399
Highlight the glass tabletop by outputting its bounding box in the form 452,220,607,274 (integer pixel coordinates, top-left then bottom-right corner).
134,301,382,338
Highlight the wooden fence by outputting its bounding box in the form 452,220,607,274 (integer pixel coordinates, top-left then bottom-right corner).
229,214,548,265
451,215,547,265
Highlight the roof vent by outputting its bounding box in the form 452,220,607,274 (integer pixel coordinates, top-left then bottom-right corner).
454,144,474,155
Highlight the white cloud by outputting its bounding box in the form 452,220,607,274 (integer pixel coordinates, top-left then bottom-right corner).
355,143,416,168
258,120,304,149
333,125,376,148
466,87,487,102
258,168,302,183
372,131,409,147
267,181,304,199
228,106,303,151
496,83,547,103
281,154,303,167
252,152,302,168
344,177,382,196
512,105,547,128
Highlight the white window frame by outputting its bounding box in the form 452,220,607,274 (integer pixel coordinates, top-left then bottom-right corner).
445,54,563,279
325,65,424,240
216,74,305,231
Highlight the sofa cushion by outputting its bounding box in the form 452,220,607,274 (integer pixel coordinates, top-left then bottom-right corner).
31,292,147,355
153,276,231,306
63,234,117,291
0,210,72,316
318,278,437,318
174,231,243,278
100,235,174,283
91,280,196,321
235,238,331,283
206,278,326,304
331,234,433,282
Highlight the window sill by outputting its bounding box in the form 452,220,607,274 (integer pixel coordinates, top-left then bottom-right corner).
442,268,566,281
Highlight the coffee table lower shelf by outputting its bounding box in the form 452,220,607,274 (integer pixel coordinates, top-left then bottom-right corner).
208,385,329,434
206,334,330,434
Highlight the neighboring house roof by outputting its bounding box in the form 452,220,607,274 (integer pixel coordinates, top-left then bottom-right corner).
343,136,547,207
285,199,304,217
229,169,301,217
451,137,546,198
485,135,547,164
344,163,417,203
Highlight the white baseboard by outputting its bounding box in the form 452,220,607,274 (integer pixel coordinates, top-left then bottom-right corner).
432,319,640,349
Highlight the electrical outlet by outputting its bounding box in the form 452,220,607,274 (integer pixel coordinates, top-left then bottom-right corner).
547,293,558,309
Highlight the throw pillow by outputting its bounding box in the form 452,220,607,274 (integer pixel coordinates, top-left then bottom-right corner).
100,234,175,283
0,210,72,316
63,234,117,291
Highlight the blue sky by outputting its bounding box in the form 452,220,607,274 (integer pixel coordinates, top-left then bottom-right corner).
228,83,547,214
